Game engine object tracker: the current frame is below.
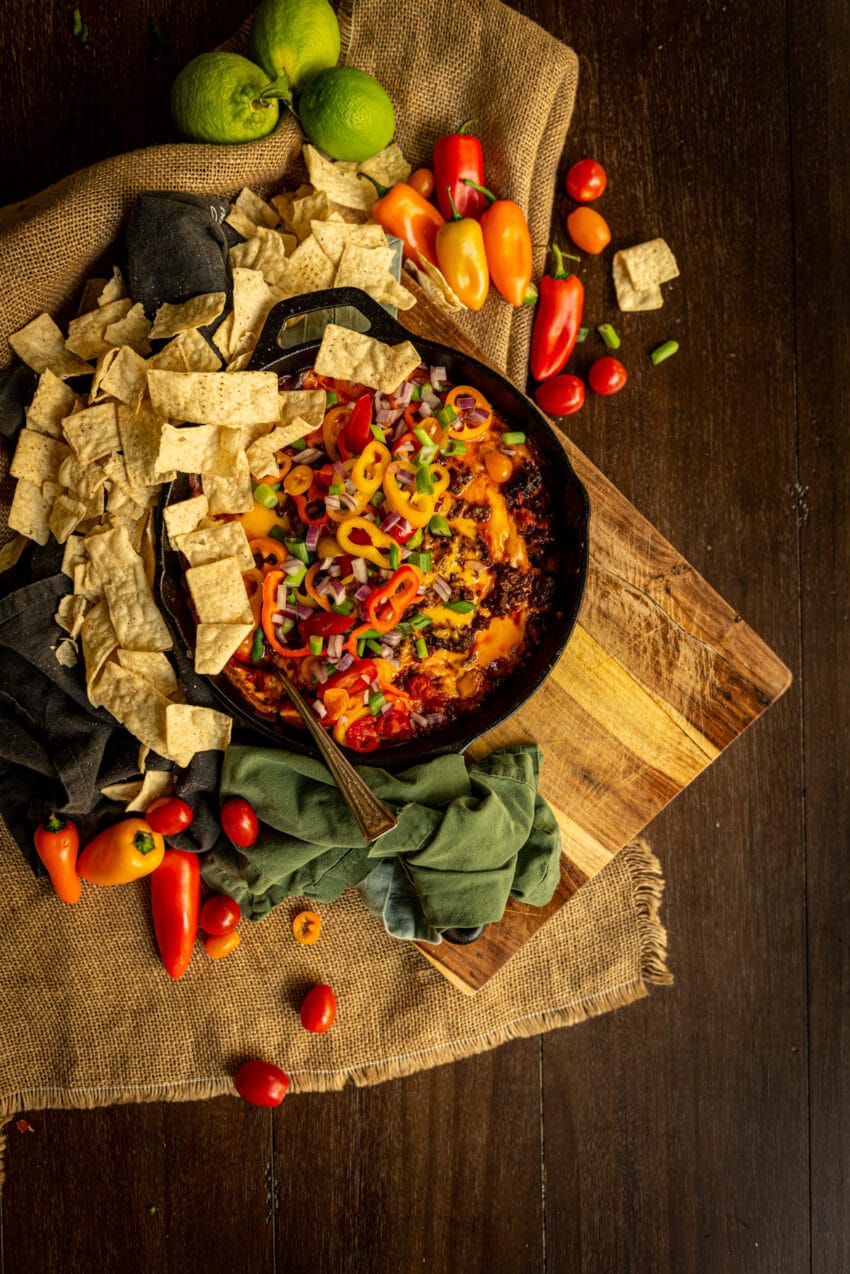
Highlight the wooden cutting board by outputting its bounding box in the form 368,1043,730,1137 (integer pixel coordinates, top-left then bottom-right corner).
398,286,792,994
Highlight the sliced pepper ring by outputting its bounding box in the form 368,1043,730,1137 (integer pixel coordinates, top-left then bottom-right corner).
445,385,493,439
383,461,436,528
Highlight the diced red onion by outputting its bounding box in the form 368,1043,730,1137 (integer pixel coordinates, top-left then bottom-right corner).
362,689,370,705
337,652,354,673
383,630,403,647
466,408,489,423
501,448,516,456
396,469,414,486
418,402,433,418
345,478,357,494
379,644,394,660
378,568,392,580
296,604,313,620
433,575,452,601
328,563,341,577
425,712,444,726
397,517,413,537
400,547,411,560
339,493,359,511
329,580,346,604
277,603,301,619
376,408,402,424
326,494,342,511
312,699,327,719
294,370,309,388
381,511,401,533
352,558,369,584
276,585,288,607
305,523,321,552
316,663,329,684
391,419,408,443
327,633,344,661
283,556,305,575
455,395,475,410
380,699,394,714
410,711,428,729
395,380,414,405
333,460,347,480
298,448,323,465
430,365,447,387
320,556,334,570
315,576,333,597
355,583,372,602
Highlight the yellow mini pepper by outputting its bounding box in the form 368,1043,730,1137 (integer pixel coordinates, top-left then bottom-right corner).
435,188,490,312
77,818,165,886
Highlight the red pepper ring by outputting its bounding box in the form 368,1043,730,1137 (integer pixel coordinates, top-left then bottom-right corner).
322,658,378,695
293,491,329,528
261,570,311,658
366,564,420,633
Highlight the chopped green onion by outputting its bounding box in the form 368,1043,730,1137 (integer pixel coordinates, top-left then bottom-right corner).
420,382,433,397
417,444,438,466
413,426,431,446
415,637,428,660
250,627,265,663
407,528,423,549
290,437,307,451
357,638,367,658
280,618,295,635
435,404,457,429
370,424,385,443
329,482,343,495
389,542,401,570
286,539,310,565
331,598,355,615
286,563,307,588
502,431,526,446
409,384,421,402
268,525,287,545
326,391,339,407
370,489,385,507
357,628,383,639
366,639,384,656
308,635,323,656
428,514,452,536
368,691,386,715
445,600,475,614
253,483,278,509
597,323,621,350
651,340,680,366
408,551,432,572
416,466,434,495
576,327,589,343
410,614,432,630
441,440,467,457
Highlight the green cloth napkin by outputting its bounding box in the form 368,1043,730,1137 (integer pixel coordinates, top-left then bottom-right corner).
201,744,562,944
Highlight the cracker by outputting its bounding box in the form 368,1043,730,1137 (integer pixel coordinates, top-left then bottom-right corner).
194,622,254,675
314,323,421,393
147,369,280,425
186,556,253,625
618,238,679,290
10,313,93,379
150,292,227,340
612,253,664,312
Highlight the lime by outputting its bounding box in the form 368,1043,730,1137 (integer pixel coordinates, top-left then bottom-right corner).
250,0,340,94
298,67,395,163
171,53,280,145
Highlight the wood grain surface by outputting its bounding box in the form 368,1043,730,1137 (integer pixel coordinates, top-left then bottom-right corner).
0,1,845,1272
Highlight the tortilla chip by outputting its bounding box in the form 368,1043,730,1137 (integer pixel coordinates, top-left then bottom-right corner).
612,254,664,312
9,313,93,379
56,593,88,639
173,520,254,573
406,257,466,311
126,768,175,812
334,242,416,310
279,389,327,430
66,299,133,359
226,351,254,373
80,600,119,701
225,206,258,239
286,191,331,243
27,370,78,438
168,327,222,373
61,401,120,463
618,238,679,290
202,451,253,515
61,535,87,577
10,428,70,484
117,649,179,699
115,400,171,489
270,184,313,225
49,492,88,543
357,143,411,187
85,525,173,652
94,661,170,754
162,494,209,543
156,423,243,477
88,348,120,403
310,219,386,266
54,638,79,668
78,278,108,314
99,345,147,407
150,292,227,341
100,779,144,804
230,267,285,359
303,146,377,212
148,336,192,371
194,622,254,675
0,535,28,573
164,702,232,768
73,558,105,601
229,226,294,290
246,420,312,477
98,266,127,307
186,556,252,625
314,323,421,393
284,235,336,294
211,312,236,364
147,369,280,426
235,187,279,229
57,455,106,502
103,302,153,356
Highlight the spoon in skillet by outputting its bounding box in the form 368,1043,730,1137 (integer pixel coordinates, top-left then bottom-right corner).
276,665,398,843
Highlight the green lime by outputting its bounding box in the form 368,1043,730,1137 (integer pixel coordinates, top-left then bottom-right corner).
298,67,395,162
250,0,340,93
171,52,280,144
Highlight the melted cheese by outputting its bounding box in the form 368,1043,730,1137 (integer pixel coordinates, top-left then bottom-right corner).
474,614,526,668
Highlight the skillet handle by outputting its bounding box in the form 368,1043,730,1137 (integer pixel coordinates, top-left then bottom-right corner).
248,287,412,369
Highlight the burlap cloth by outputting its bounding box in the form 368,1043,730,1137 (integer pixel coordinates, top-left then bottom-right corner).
0,0,672,1169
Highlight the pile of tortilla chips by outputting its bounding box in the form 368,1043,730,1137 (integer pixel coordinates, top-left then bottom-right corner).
3,141,436,795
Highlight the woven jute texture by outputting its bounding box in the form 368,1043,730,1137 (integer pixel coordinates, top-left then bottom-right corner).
0,0,670,1157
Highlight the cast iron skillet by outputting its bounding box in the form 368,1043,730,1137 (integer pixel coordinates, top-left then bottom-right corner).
157,288,590,770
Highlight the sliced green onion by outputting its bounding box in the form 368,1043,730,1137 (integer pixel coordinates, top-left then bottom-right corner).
441,440,467,457
416,466,434,495
290,437,307,451
332,598,355,615
326,391,339,407
268,525,287,545
370,424,385,443
286,539,310,565
597,323,621,350
329,482,343,495
410,384,421,402
410,613,432,630
576,327,589,343
368,690,386,715
415,637,428,660
413,426,431,446
366,639,384,656
389,542,401,570
428,514,452,536
357,628,383,639
502,431,526,446
445,600,475,614
308,635,323,656
370,489,385,507
420,382,433,397
250,626,265,662
435,404,457,429
651,340,680,366
417,444,438,467
280,618,295,635
408,528,423,549
357,638,367,658
253,483,278,509
407,551,432,572
286,563,307,588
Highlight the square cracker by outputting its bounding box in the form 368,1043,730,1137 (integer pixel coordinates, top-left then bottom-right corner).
612,254,664,312
618,237,679,290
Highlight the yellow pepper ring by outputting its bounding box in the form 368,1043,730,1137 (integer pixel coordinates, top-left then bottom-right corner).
383,461,436,528
430,463,451,497
446,385,493,439
283,464,313,496
352,440,391,496
335,515,395,569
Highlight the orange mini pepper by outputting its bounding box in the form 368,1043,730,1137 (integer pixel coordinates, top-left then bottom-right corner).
205,930,241,959
435,189,489,311
77,818,165,886
360,175,445,267
261,569,311,658
34,812,81,904
464,179,537,307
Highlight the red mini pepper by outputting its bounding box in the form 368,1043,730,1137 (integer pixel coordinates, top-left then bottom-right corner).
34,812,80,905
529,244,585,382
433,121,488,220
151,850,200,981
361,176,445,266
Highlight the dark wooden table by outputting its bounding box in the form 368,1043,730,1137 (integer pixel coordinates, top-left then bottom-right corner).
1,1,846,1271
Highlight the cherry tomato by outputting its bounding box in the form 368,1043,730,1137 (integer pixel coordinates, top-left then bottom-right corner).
566,158,607,202
233,1059,289,1107
221,796,259,848
566,207,611,255
484,451,514,484
345,716,381,752
535,374,586,416
292,910,322,945
300,983,337,1034
588,356,628,396
145,796,194,836
200,893,241,936
409,167,435,199
377,705,414,742
205,929,241,958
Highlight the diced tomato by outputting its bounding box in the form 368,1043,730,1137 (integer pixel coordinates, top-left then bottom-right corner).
323,659,377,695
377,706,414,742
345,716,381,752
299,611,354,639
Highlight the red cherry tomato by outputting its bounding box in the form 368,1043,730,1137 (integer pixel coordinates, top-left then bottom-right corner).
535,374,586,416
300,983,337,1034
345,716,381,752
145,796,194,836
233,1059,289,1107
200,893,241,936
588,356,628,396
220,796,259,848
566,207,611,255
409,167,435,199
566,158,607,202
